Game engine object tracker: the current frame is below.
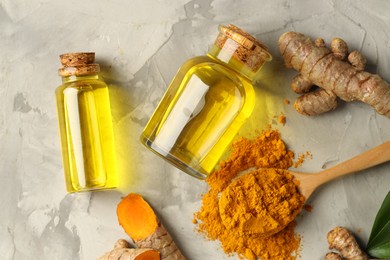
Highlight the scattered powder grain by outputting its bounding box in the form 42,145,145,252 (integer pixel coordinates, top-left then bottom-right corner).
278,113,286,125
304,204,313,213
294,151,312,168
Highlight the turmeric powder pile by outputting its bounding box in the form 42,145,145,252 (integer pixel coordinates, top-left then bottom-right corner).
194,129,304,260
219,168,305,238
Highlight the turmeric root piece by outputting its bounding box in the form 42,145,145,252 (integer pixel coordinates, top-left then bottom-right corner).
114,239,132,249
279,31,390,117
291,74,313,93
117,193,185,260
99,239,160,260
331,38,349,60
294,89,338,116
327,226,369,260
325,252,343,260
315,37,326,48
348,51,367,71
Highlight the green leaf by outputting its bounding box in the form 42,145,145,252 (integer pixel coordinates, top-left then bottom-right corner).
366,191,390,257
367,241,390,258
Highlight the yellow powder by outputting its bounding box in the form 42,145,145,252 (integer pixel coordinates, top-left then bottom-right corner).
294,151,312,168
194,128,303,260
278,113,286,125
219,168,305,237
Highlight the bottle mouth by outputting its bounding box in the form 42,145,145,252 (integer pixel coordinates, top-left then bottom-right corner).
214,24,272,72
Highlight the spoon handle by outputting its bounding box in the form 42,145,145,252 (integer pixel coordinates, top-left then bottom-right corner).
319,141,390,184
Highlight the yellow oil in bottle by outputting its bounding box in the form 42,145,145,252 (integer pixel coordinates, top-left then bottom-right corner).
56,53,117,192
141,56,256,178
141,24,272,179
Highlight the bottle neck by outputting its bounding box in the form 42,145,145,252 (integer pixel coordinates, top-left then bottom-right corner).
61,74,100,84
207,44,258,81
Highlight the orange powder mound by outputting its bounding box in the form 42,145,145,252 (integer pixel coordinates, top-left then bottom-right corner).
194,129,303,260
219,168,305,238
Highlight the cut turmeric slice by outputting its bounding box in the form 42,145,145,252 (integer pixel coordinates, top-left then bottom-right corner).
117,193,159,241
117,193,185,260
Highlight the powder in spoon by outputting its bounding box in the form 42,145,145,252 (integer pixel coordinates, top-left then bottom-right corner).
219,168,305,237
194,128,306,260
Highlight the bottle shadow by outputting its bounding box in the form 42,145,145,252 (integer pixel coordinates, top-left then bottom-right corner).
97,59,143,193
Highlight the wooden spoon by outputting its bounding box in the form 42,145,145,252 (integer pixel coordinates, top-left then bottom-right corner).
219,141,390,238
292,140,390,200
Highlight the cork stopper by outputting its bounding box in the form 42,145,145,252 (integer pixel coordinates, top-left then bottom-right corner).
58,52,100,76
214,24,272,72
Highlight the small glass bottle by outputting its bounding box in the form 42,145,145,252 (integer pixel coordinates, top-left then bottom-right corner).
55,52,117,192
140,24,272,179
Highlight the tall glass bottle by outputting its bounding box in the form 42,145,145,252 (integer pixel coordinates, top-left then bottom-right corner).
140,24,272,179
55,52,117,192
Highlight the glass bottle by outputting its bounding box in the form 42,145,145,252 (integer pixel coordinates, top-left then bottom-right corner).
55,52,117,192
140,24,272,179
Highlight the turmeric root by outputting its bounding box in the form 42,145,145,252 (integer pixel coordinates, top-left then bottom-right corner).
117,193,185,260
330,38,349,60
291,74,313,93
278,31,390,117
327,226,369,260
325,252,343,260
294,88,338,115
314,38,326,48
287,36,346,115
99,239,160,260
348,51,367,71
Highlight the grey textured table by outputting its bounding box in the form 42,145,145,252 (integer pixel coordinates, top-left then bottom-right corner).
1,0,390,259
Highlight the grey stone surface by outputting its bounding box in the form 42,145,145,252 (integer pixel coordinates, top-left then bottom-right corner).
1,0,390,259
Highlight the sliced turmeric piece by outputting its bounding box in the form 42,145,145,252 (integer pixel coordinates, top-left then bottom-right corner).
117,193,158,241
117,193,185,260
